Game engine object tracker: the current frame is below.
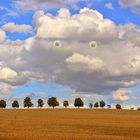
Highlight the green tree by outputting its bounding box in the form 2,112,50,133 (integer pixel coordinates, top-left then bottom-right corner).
24,97,33,108
116,104,122,109
63,100,69,108
74,98,84,108
12,100,19,108
94,102,99,108
89,103,93,108
37,99,44,108
0,100,7,109
99,100,106,108
47,97,59,108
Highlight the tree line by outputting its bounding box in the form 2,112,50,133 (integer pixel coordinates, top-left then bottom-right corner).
0,96,137,110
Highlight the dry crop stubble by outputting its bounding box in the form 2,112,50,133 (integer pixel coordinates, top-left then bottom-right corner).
0,109,139,140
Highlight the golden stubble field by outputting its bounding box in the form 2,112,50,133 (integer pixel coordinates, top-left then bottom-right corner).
0,109,140,140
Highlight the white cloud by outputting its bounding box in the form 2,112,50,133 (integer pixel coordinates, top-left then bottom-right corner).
13,8,140,95
1,8,140,101
2,22,32,33
58,8,71,18
36,8,117,42
0,29,6,43
111,89,133,102
66,53,105,71
0,83,17,94
0,66,17,80
105,2,114,10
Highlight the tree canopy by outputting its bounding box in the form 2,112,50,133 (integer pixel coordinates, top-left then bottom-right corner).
116,104,122,109
99,100,106,108
74,98,84,108
63,100,69,108
47,97,59,108
24,97,33,108
0,100,7,108
38,99,44,108
12,100,19,108
94,102,99,108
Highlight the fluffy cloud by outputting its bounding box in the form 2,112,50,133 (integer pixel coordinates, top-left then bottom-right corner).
0,29,6,42
0,83,17,94
0,40,29,93
1,8,140,99
2,22,32,33
24,8,140,94
66,53,105,71
36,8,117,42
0,67,17,80
111,89,133,102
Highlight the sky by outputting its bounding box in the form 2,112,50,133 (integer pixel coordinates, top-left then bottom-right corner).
0,0,140,108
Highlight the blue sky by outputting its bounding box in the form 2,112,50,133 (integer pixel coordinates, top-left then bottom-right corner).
0,0,140,108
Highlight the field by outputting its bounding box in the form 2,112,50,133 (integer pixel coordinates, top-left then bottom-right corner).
0,109,140,140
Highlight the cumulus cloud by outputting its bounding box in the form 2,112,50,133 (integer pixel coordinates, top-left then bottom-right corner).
23,8,140,94
0,39,29,93
2,22,32,33
58,8,71,18
66,53,105,72
0,66,17,80
1,8,140,99
111,89,133,103
36,8,117,42
0,83,17,94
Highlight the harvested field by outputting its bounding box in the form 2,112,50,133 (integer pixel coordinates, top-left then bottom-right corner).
0,109,140,140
